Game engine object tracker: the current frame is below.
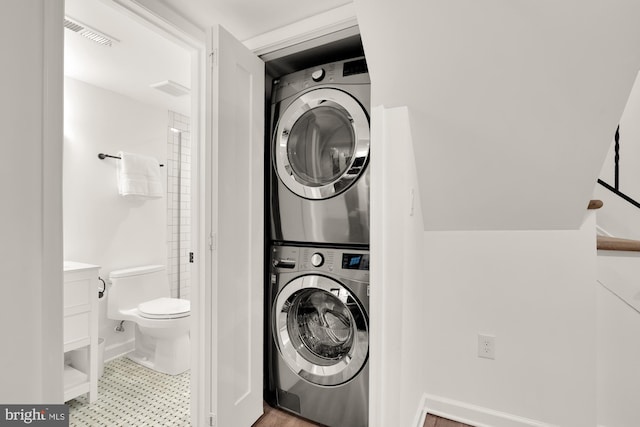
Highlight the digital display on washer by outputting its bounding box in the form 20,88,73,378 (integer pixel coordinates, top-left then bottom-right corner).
342,253,369,270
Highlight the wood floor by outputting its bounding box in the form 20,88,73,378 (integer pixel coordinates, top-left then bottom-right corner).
252,403,472,427
424,413,473,427
252,404,322,427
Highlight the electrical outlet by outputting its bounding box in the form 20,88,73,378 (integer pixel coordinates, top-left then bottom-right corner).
478,334,496,359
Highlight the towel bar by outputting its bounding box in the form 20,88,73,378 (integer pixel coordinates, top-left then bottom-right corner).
98,153,164,167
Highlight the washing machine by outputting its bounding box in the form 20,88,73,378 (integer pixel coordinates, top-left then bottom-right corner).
270,57,371,246
266,244,369,427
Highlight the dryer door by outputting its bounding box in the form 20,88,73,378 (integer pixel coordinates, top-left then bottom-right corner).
274,274,369,386
274,88,370,200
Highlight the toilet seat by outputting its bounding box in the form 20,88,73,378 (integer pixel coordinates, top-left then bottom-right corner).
138,297,190,319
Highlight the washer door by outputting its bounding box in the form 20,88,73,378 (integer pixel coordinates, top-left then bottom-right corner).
274,88,370,200
274,275,369,386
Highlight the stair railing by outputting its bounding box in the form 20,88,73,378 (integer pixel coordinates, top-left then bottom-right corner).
598,125,640,209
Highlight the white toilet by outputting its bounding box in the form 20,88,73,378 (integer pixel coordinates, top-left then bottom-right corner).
107,265,190,375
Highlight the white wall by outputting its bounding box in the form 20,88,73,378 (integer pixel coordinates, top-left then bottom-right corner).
63,77,167,359
596,270,640,427
421,218,597,427
596,251,640,427
356,0,640,231
0,0,64,404
371,107,598,427
358,2,632,425
370,106,426,427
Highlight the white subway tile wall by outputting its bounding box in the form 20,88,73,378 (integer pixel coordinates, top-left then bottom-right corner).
167,111,191,301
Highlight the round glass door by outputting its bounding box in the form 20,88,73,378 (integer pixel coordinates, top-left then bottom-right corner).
274,275,368,386
274,88,370,200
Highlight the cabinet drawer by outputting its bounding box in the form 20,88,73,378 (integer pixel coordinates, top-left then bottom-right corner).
64,277,93,309
64,312,90,345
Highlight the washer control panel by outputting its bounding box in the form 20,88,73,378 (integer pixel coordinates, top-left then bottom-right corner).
272,245,369,281
311,69,326,82
310,253,324,267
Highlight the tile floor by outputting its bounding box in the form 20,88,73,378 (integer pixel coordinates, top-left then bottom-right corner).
66,358,470,427
66,357,190,426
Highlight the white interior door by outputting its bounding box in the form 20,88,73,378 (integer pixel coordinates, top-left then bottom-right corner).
205,24,264,427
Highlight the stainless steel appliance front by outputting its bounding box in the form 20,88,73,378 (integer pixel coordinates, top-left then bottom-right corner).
270,57,370,245
266,244,369,427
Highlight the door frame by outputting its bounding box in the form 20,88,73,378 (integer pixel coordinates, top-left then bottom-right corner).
243,3,358,55
102,2,360,426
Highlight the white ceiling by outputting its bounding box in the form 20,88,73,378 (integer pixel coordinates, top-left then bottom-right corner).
65,0,192,114
64,0,353,115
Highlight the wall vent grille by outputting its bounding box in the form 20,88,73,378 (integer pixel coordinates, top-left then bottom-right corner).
150,80,191,97
64,16,118,47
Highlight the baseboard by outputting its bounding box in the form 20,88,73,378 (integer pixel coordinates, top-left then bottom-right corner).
414,394,557,427
104,338,134,363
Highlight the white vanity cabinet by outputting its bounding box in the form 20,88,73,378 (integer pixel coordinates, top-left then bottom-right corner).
63,262,100,403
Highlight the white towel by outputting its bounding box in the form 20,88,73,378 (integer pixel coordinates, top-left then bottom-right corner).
117,151,163,199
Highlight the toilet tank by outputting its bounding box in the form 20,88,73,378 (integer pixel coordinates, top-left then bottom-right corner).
107,265,169,317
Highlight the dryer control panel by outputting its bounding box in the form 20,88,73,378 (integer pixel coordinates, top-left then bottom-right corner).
271,57,370,105
272,245,369,282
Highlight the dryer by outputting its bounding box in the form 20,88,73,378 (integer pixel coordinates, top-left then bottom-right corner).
266,244,369,427
270,57,370,246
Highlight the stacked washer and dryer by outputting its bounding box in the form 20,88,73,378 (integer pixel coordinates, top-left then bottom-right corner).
266,57,371,427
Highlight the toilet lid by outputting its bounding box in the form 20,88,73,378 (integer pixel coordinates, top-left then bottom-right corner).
138,297,190,319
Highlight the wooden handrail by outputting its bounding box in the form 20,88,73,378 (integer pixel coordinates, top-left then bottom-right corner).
588,200,603,210
597,235,640,252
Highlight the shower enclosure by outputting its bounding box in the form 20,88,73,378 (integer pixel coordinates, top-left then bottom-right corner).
167,111,191,300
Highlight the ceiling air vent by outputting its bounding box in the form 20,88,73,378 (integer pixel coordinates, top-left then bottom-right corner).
64,16,119,47
150,80,190,97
